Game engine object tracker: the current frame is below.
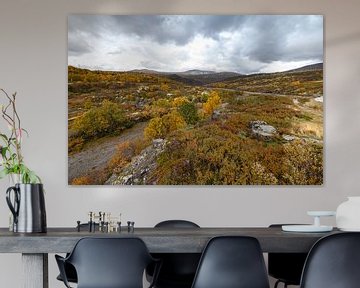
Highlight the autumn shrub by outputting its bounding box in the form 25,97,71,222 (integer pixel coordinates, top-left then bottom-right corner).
298,97,311,104
144,117,164,140
71,167,112,185
71,176,93,185
68,136,85,154
172,96,189,107
292,122,323,139
83,99,93,110
281,140,323,185
203,91,221,117
249,162,278,185
108,141,134,172
72,99,130,140
199,91,209,102
148,121,323,185
178,102,199,125
144,110,186,140
108,138,150,173
221,95,296,136
154,98,171,109
231,95,295,131
295,113,313,121
149,99,171,117
151,125,282,185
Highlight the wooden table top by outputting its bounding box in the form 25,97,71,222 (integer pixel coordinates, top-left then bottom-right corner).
0,227,340,253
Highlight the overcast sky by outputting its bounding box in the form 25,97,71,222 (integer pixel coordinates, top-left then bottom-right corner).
68,15,323,74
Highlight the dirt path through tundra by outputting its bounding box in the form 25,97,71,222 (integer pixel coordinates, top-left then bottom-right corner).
68,121,148,183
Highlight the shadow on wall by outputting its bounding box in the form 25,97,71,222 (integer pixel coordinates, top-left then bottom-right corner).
327,31,360,46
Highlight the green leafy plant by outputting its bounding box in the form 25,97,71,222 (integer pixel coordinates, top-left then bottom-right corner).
178,102,199,125
0,89,41,183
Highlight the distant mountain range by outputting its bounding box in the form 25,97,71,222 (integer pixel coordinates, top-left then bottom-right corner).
131,68,241,85
131,68,222,75
176,71,241,85
178,69,217,75
69,63,323,86
131,63,323,85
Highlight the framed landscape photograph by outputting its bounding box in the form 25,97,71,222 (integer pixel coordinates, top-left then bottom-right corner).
68,15,323,185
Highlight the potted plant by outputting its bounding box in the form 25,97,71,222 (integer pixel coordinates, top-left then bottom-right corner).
1,88,46,233
0,89,40,183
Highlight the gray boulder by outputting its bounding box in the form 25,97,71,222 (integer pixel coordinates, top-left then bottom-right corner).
249,120,277,140
282,134,296,141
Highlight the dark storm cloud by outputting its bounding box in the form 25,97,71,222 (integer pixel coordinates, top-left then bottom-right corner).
111,15,249,45
68,15,248,49
100,15,234,45
243,15,323,63
109,15,195,45
68,33,92,56
196,15,249,39
68,15,107,36
242,16,290,63
68,15,112,55
68,15,323,73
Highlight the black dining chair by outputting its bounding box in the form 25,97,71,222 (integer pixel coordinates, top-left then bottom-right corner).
55,237,161,288
56,262,77,284
56,223,99,284
147,220,201,288
191,236,270,288
268,224,308,288
300,232,360,288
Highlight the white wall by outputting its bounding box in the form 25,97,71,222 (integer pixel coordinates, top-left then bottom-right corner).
0,0,360,287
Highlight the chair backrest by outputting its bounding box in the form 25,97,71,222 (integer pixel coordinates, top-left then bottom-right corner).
191,236,270,288
155,220,200,228
67,237,154,288
151,220,201,285
300,232,360,288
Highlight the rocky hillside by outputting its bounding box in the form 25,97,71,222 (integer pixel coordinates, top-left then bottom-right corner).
106,139,167,185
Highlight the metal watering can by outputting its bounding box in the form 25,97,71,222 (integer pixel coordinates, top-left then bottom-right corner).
6,183,47,233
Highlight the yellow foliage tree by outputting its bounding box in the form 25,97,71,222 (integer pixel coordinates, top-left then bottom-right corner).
72,99,127,139
144,110,186,140
144,117,165,140
163,110,186,132
203,91,221,116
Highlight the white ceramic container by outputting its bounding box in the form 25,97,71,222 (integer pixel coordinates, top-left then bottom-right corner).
336,197,360,231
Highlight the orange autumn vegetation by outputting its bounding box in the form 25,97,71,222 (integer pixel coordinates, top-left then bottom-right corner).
151,125,322,185
68,66,323,185
108,139,150,173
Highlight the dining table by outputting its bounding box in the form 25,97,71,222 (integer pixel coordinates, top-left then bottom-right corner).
0,226,339,288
